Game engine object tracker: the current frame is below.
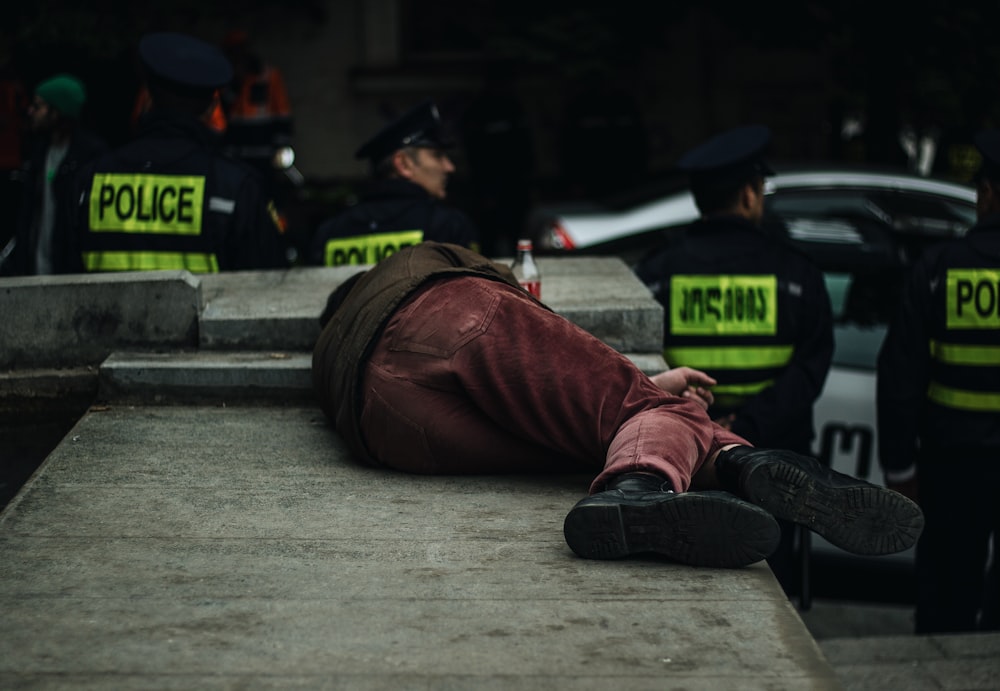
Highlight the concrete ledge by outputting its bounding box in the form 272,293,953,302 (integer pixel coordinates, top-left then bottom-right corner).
198,266,356,350
0,367,99,414
198,258,664,353
532,255,665,354
96,350,668,404
99,351,314,404
1,258,662,366
0,405,842,689
0,271,200,369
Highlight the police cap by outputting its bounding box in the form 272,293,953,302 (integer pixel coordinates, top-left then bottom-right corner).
973,130,1000,182
677,124,775,190
355,99,450,162
139,32,233,92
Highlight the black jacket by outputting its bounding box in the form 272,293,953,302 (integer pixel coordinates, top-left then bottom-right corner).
635,216,834,453
308,178,480,266
2,128,107,275
74,109,285,273
877,215,1000,475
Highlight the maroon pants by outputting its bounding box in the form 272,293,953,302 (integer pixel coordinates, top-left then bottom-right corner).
360,276,748,494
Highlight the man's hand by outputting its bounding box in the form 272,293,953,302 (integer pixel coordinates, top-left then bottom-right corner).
650,367,716,410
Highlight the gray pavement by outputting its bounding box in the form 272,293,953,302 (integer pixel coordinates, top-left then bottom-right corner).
1,403,838,690
802,602,1000,690
1,258,997,689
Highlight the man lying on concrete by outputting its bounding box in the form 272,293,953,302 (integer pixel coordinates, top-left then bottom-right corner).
312,241,923,567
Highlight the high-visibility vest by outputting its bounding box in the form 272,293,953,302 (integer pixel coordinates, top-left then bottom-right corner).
78,114,285,273
635,217,834,452
877,223,1000,469
225,66,291,123
663,273,794,408
321,229,425,267
308,179,481,267
927,266,1000,412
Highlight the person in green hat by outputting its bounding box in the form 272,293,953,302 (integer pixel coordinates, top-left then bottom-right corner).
1,73,107,275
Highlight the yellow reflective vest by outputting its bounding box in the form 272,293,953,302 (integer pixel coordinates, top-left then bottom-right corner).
76,113,285,273
877,219,1000,472
635,217,834,453
308,179,480,266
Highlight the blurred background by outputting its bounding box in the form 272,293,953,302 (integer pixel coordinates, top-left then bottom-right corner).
3,0,998,257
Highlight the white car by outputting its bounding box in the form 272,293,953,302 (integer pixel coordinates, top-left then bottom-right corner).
531,168,978,603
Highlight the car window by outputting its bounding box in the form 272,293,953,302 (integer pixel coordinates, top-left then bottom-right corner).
824,271,889,369
767,187,977,370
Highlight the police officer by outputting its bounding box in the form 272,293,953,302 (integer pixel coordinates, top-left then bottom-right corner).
634,125,835,595
877,130,1000,634
308,99,480,267
74,32,286,273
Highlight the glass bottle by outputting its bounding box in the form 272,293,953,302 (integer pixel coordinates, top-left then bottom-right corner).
511,238,541,299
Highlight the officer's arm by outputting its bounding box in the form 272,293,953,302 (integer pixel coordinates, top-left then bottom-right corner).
228,177,287,270
876,261,930,485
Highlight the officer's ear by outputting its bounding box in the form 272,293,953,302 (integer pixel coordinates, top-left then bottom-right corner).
391,148,419,180
735,179,760,217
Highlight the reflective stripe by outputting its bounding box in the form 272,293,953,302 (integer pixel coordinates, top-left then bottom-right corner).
89,173,205,235
927,381,1000,411
209,196,235,214
712,380,776,408
664,345,793,369
946,268,1000,329
669,274,778,335
929,339,1000,365
324,230,424,266
82,251,219,273
713,381,774,396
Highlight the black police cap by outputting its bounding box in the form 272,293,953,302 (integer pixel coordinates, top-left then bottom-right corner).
139,32,233,91
974,130,1000,182
355,99,450,162
677,124,775,189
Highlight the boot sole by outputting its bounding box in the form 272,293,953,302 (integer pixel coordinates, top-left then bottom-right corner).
742,462,924,555
563,491,780,568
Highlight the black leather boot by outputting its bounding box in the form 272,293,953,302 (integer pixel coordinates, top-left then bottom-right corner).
714,446,924,556
563,473,780,568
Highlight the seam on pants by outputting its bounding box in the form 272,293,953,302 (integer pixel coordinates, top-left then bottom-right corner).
361,377,435,473
387,280,502,358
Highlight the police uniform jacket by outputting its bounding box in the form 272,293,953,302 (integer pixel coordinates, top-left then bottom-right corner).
877,215,1000,477
308,178,480,266
312,242,520,465
75,109,285,272
635,216,834,452
3,129,107,275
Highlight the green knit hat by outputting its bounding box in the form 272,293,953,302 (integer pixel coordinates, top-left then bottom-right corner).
35,74,86,118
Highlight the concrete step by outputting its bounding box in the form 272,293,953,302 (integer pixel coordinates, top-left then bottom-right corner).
1,257,664,370
96,350,668,404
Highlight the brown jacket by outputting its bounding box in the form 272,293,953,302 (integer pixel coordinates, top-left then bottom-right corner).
312,241,523,464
